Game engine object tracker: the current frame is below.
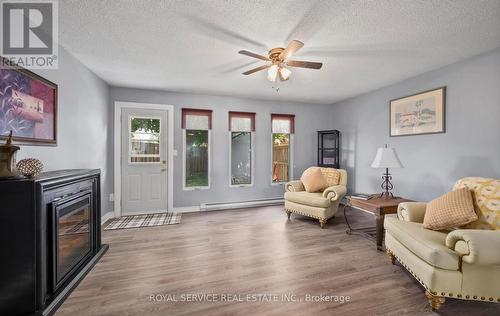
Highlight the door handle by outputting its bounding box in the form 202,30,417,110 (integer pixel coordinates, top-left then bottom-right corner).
161,168,167,172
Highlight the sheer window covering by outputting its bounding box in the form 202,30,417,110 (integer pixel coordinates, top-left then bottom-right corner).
271,114,295,133
182,108,212,130
229,111,256,132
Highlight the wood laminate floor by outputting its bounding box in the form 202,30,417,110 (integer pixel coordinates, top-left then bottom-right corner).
56,206,500,316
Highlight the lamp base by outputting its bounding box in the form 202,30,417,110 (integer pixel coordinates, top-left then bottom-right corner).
379,168,395,199
380,191,394,199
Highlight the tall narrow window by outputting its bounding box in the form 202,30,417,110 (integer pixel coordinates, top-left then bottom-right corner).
182,108,212,189
271,114,294,183
229,111,255,186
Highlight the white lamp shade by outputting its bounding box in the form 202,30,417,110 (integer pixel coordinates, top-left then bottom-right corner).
267,65,278,82
371,147,403,169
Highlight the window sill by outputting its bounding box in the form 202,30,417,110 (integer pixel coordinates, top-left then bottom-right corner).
183,186,210,191
270,182,287,186
229,184,253,188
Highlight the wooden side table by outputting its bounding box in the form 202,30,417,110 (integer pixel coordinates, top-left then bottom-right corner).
343,195,413,251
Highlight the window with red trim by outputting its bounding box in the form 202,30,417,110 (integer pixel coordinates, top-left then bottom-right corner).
229,112,255,186
182,108,212,189
271,114,294,183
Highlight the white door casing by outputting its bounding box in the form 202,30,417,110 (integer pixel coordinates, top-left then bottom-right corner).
114,102,174,218
121,108,167,215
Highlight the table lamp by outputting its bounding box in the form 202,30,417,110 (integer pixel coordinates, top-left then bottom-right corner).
371,144,403,199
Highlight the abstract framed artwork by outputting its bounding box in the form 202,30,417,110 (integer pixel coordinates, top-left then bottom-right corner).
0,57,57,145
389,87,445,137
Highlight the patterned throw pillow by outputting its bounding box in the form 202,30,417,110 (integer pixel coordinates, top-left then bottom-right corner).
319,167,341,187
453,177,500,230
301,168,328,193
423,187,478,231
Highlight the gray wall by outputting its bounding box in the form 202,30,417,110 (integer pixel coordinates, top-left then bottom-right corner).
17,46,500,215
18,47,113,214
110,87,333,208
329,48,500,201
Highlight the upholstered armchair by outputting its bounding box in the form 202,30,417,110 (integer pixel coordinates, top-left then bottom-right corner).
384,177,500,310
284,167,347,228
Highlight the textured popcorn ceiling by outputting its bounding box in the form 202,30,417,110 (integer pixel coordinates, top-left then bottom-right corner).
59,0,500,104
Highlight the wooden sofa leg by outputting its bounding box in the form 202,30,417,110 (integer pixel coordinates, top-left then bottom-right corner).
286,210,292,220
387,250,396,265
319,219,326,229
425,291,445,311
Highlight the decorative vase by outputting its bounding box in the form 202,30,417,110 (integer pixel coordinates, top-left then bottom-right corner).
17,158,44,178
0,131,20,178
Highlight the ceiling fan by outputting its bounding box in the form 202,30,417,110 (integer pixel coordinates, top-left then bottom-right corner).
238,40,322,82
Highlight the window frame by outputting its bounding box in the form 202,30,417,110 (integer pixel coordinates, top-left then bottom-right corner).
228,111,256,188
270,113,295,185
182,108,212,191
128,114,162,165
228,131,255,188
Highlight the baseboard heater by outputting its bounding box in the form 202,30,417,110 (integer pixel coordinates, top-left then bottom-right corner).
200,198,284,212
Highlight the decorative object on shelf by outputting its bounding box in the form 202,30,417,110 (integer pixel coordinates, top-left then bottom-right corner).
0,131,20,178
317,130,340,168
371,144,403,199
17,158,44,178
0,57,58,145
390,86,445,137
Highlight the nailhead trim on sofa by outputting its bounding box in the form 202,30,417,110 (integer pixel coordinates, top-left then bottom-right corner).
386,248,499,303
284,207,326,221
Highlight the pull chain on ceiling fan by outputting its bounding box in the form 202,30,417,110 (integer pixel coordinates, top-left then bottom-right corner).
238,40,323,82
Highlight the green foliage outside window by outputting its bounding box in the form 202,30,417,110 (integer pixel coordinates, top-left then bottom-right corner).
185,129,209,187
273,133,289,145
131,118,160,133
186,129,208,147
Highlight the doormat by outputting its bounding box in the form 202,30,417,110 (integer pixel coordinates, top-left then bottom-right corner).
104,212,181,230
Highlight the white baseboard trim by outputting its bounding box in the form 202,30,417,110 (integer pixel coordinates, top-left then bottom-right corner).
112,198,285,216
101,211,114,224
173,198,284,213
173,206,201,213
200,198,284,212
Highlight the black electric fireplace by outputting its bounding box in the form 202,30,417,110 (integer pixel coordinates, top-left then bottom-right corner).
0,169,108,316
52,190,93,291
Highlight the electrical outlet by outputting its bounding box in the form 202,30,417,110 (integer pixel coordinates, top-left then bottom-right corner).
109,193,114,202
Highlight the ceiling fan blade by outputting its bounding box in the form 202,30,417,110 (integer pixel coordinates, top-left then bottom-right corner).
279,40,304,60
238,50,270,61
286,60,323,69
242,64,270,75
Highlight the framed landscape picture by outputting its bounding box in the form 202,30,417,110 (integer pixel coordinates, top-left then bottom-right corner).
390,87,445,137
0,57,57,145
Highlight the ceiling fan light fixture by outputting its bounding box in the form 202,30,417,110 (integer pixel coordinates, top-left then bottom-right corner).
239,40,322,83
267,64,278,82
279,66,291,81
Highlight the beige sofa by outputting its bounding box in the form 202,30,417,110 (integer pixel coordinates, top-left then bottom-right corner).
384,177,500,310
284,167,347,228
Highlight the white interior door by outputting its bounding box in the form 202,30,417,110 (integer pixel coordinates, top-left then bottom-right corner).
121,108,168,215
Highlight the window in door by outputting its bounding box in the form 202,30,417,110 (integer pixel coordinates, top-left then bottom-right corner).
229,111,255,186
129,117,161,163
182,108,212,189
271,114,294,183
